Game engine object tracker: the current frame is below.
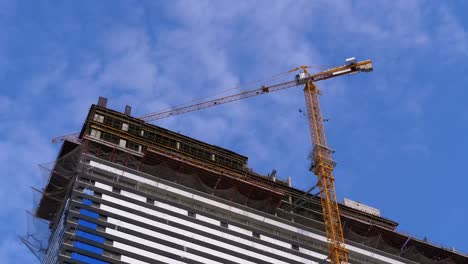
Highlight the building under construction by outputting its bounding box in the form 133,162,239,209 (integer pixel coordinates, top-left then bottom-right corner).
22,97,468,264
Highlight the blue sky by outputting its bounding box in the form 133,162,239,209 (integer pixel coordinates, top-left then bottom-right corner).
1,1,467,262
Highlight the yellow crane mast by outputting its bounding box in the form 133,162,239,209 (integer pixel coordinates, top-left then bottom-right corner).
303,74,349,264
54,58,373,264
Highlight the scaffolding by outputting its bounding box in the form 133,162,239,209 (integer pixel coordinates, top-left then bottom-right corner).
21,138,467,264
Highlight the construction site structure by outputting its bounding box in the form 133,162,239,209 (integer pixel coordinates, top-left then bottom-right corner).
50,58,373,263
22,99,468,264
23,57,468,263
137,57,374,264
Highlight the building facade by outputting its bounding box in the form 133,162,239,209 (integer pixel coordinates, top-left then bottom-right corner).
32,99,467,264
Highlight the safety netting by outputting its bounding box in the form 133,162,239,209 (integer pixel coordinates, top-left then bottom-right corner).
20,139,466,264
343,227,460,264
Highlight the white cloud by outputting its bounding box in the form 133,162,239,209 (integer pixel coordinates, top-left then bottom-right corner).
97,27,159,93
2,1,468,260
436,7,468,56
288,1,428,48
26,58,67,96
0,116,55,262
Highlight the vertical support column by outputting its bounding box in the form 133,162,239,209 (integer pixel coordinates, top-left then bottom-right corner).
303,81,348,264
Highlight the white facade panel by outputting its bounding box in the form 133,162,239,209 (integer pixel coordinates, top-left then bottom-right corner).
90,160,407,264
100,202,320,264
113,241,186,264
95,181,113,192
155,200,187,215
108,229,224,264
120,256,149,264
196,214,220,226
106,219,258,264
261,235,292,249
121,190,146,202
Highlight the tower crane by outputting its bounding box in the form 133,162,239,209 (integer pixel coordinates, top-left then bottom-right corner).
52,57,373,263
140,57,373,264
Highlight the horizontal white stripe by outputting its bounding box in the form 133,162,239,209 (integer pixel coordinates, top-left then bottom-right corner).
196,214,220,226
107,185,311,261
155,200,187,215
120,255,150,264
100,199,320,264
93,168,325,262
107,217,257,264
262,235,292,249
104,181,293,257
121,190,146,202
94,181,113,192
228,224,252,237
108,228,223,264
114,241,186,264
90,160,405,264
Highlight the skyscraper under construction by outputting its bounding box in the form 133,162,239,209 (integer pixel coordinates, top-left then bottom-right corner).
25,98,467,264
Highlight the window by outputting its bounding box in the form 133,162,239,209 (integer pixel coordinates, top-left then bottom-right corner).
90,129,101,139
291,244,299,251
101,131,120,144
112,187,121,194
252,232,261,239
103,115,122,129
188,211,196,218
93,114,104,123
119,139,127,148
122,123,129,131
127,141,141,152
127,124,140,135
220,221,228,228
146,198,154,205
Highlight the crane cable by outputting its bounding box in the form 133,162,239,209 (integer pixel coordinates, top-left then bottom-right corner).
140,70,292,118
140,65,329,119
52,65,330,143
